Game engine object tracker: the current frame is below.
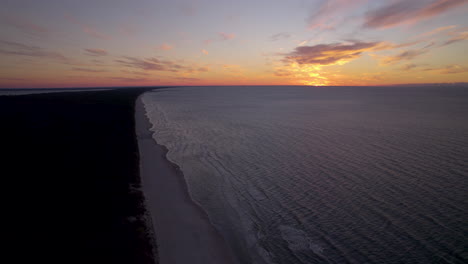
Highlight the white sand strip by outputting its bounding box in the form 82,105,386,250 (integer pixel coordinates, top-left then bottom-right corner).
135,96,237,264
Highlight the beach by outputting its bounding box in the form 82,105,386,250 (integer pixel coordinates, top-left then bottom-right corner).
1,88,238,264
136,95,236,264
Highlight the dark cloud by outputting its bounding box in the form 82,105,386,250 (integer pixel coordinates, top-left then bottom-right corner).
0,40,68,62
284,41,382,65
364,0,468,29
270,32,291,41
84,48,108,56
116,56,208,73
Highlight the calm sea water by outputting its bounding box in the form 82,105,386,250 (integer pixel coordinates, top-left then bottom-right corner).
142,86,468,264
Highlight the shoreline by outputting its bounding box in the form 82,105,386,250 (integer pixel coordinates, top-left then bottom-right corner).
136,93,237,264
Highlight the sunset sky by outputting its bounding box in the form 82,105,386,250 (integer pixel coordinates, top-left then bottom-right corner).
1,0,467,88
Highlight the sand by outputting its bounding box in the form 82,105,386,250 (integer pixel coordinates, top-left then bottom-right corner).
136,95,237,264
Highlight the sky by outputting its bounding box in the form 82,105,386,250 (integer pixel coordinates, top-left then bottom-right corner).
0,0,467,88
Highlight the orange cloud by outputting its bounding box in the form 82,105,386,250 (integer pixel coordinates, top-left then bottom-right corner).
364,0,468,29
158,43,174,50
201,49,209,55
219,32,236,40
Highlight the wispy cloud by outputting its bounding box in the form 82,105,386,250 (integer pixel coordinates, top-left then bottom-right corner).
424,64,468,74
158,43,174,51
284,41,383,66
399,63,421,71
65,14,111,40
219,32,236,40
0,40,68,62
380,49,429,65
270,32,291,41
84,48,108,56
417,25,457,38
116,56,208,74
119,24,137,37
121,70,150,76
201,49,209,55
364,0,468,29
110,77,147,82
116,56,175,71
204,32,236,44
440,30,468,46
173,77,201,82
1,15,49,36
72,67,106,73
307,0,366,29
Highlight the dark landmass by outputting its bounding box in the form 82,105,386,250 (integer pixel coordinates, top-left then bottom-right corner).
1,88,157,264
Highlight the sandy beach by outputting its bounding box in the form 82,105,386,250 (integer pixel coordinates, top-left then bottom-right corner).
136,95,237,264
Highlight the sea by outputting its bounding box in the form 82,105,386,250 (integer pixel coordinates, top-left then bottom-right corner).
141,86,468,264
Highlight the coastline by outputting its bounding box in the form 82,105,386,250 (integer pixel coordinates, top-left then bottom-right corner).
136,93,237,264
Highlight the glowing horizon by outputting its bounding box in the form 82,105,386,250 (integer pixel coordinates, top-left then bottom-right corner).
1,0,468,88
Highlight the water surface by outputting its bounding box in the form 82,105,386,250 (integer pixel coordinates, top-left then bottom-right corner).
142,86,468,264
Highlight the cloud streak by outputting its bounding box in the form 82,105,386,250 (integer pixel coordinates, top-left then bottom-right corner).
158,43,174,50
65,14,111,40
0,40,68,62
72,67,106,73
84,48,108,56
284,41,383,66
270,32,291,41
424,64,468,74
307,0,366,29
440,30,468,46
116,56,209,74
364,0,468,29
110,77,147,82
204,32,236,44
380,49,429,65
1,15,49,36
219,32,236,40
